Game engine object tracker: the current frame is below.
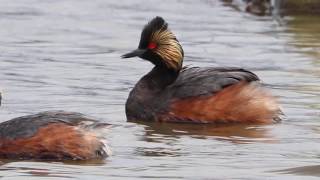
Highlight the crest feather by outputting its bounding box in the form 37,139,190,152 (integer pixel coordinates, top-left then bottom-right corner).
139,16,168,49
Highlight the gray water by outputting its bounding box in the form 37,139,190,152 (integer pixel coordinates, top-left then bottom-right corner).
0,0,320,179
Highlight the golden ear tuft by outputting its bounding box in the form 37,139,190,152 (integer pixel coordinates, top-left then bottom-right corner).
150,27,184,70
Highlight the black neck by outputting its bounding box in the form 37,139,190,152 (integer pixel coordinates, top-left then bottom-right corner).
142,65,180,90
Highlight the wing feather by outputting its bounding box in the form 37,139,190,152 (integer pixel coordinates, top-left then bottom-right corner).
166,67,259,98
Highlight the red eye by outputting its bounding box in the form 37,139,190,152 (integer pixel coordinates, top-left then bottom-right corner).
148,42,157,49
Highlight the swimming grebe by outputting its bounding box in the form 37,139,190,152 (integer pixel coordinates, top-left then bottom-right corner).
122,16,281,124
0,93,111,160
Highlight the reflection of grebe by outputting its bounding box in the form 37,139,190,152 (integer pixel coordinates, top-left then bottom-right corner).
122,16,281,124
0,93,111,160
136,121,274,144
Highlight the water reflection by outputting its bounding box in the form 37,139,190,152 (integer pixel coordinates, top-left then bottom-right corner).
275,165,320,177
0,159,108,179
134,147,182,157
134,121,276,143
286,15,320,59
0,165,72,179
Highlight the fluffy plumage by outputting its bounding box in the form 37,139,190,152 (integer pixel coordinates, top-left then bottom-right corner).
0,111,111,160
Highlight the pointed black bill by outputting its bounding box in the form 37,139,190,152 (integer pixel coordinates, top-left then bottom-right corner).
121,49,146,58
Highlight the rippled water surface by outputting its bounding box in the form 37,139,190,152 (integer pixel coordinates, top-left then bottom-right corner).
0,0,320,179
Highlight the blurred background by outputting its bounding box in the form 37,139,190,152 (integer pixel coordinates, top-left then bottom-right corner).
0,0,319,179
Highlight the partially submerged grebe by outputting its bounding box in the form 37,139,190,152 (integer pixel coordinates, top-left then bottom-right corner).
0,93,111,160
122,16,281,124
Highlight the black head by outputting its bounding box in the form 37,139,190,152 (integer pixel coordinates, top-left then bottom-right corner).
122,16,184,71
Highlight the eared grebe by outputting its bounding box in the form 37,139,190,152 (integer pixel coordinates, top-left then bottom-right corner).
122,16,281,124
0,93,111,160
